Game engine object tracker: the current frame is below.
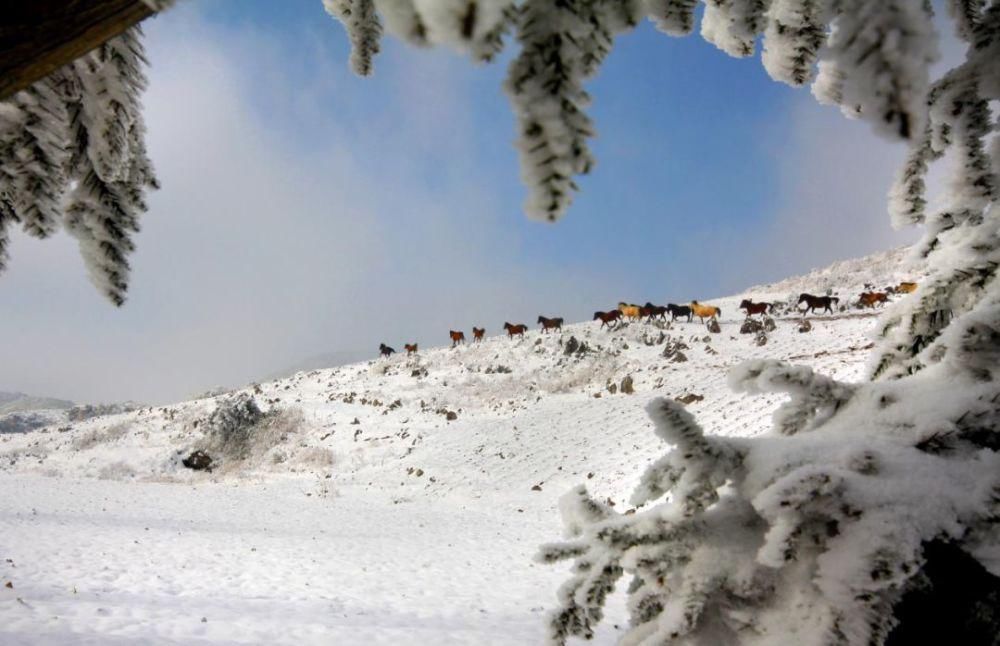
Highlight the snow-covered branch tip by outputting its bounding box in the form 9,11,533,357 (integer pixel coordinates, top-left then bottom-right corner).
729,359,857,435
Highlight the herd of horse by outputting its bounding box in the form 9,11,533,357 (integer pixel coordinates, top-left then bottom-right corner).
377,281,919,357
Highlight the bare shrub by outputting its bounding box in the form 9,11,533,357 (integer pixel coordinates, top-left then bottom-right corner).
71,422,129,451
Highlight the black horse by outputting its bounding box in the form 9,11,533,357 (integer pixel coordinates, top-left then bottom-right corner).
379,343,395,358
797,293,840,315
666,303,693,322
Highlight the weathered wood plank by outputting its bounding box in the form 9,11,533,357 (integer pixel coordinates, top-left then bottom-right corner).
0,0,154,100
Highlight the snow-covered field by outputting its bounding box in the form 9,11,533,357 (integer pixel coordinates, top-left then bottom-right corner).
0,249,921,645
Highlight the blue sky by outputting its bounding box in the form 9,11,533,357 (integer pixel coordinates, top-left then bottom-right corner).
0,2,926,403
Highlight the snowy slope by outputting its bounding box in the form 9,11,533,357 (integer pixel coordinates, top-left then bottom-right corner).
0,248,913,645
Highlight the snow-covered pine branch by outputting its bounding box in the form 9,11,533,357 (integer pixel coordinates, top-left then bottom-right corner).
543,372,1000,644
701,0,770,58
0,26,158,305
876,3,999,381
643,0,699,37
504,0,640,221
324,0,383,76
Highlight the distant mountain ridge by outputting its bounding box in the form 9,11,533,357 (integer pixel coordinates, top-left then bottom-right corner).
0,391,75,415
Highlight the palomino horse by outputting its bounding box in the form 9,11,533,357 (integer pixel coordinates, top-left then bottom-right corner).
618,302,641,321
472,327,485,342
504,322,527,338
798,293,839,314
404,343,418,355
690,300,721,322
739,299,769,318
379,343,395,358
643,302,669,321
896,281,918,294
858,292,889,309
593,310,622,329
538,316,564,332
449,330,465,347
666,304,693,322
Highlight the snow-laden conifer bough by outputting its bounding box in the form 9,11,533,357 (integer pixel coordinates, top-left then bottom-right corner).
2,1,1000,643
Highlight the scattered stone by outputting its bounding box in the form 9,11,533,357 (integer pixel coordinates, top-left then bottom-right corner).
755,330,768,346
350,417,360,425
410,369,427,378
564,336,580,355
799,320,813,333
4,582,12,589
763,316,777,332
607,382,618,395
740,319,763,334
662,340,690,362
181,450,213,472
707,319,721,334
676,393,705,405
446,411,458,421
704,345,718,356
531,484,542,491
620,375,635,395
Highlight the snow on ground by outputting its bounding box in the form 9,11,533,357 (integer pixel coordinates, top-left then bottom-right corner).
0,249,920,644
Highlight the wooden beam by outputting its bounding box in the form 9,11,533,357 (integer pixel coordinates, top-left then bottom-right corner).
0,0,155,100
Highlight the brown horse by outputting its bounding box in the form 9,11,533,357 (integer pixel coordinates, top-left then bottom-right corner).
404,343,418,355
472,327,485,342
858,292,889,309
538,316,563,332
449,330,465,347
379,343,395,358
739,299,769,318
798,293,839,314
593,310,622,329
504,322,527,338
690,300,722,322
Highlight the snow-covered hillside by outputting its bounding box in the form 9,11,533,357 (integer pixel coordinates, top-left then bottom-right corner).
0,249,914,645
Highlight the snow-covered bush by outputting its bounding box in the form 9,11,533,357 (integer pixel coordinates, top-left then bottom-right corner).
71,421,130,451
198,394,303,469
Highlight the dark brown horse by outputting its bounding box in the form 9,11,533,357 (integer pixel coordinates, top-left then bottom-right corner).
504,322,527,338
858,292,889,309
449,330,465,347
537,316,563,332
798,293,839,314
739,299,770,318
593,310,622,329
379,343,395,358
643,302,669,321
666,303,693,322
404,343,418,355
472,327,485,342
